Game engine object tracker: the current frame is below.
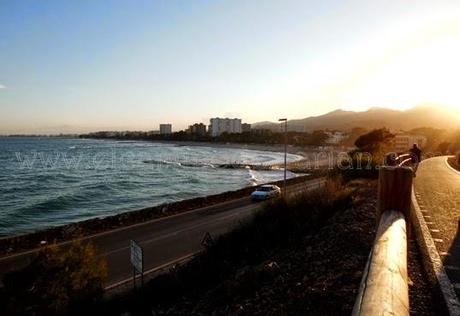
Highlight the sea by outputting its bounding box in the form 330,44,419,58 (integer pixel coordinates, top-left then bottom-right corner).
0,137,302,236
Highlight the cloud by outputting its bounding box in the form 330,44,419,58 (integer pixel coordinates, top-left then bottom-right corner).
0,84,5,89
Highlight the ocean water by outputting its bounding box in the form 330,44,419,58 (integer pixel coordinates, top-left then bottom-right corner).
0,137,302,236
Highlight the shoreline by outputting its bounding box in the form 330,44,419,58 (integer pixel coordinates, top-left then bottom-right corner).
98,138,340,171
0,138,334,254
149,140,309,157
0,174,324,256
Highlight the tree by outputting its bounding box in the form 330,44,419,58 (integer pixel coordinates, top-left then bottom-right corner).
309,130,330,146
437,141,451,154
2,240,107,315
354,128,394,154
342,127,367,147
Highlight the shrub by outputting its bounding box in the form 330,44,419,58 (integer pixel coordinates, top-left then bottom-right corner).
354,128,394,156
2,240,107,315
333,150,379,182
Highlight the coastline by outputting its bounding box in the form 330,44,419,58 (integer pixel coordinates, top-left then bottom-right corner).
101,138,337,171
0,173,324,256
0,138,334,254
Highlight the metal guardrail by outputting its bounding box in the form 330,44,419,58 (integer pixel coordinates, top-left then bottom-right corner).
352,165,413,316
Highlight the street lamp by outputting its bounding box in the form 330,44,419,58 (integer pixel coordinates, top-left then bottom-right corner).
279,118,287,197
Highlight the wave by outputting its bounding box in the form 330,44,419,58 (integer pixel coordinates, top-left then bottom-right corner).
247,169,259,186
16,192,86,216
143,160,215,168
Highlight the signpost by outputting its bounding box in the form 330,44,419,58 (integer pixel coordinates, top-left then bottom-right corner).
130,240,144,288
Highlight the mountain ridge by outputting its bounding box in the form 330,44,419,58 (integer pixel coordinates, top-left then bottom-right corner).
252,105,457,132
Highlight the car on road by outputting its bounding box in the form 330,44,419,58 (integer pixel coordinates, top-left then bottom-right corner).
250,184,281,201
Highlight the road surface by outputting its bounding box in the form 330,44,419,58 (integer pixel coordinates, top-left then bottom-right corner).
414,156,460,294
0,177,325,289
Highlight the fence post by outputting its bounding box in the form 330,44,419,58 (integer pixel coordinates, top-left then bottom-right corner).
377,166,413,229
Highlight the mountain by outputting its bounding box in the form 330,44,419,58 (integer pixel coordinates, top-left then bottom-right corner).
252,105,458,132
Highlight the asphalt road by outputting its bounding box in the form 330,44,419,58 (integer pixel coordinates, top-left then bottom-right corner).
0,177,325,289
413,156,460,292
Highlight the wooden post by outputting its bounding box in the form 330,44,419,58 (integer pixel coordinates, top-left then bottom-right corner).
377,166,413,226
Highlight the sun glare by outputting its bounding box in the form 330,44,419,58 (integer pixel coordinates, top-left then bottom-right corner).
335,13,460,116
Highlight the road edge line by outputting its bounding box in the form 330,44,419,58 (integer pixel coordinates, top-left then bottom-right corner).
445,156,460,176
410,188,460,315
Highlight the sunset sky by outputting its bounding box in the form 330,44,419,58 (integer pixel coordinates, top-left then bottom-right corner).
1,0,460,133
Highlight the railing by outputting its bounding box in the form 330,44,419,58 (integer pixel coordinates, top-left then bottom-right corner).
352,164,413,316
385,153,414,167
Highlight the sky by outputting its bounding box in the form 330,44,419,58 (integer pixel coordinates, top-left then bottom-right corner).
1,0,460,134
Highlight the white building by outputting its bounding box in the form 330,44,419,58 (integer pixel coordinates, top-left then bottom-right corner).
209,118,242,137
392,133,427,153
159,124,172,135
325,131,348,144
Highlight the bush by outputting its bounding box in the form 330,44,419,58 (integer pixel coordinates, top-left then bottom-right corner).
354,128,394,155
1,240,107,315
333,150,379,182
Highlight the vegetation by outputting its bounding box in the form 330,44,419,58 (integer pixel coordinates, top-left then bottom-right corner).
332,128,395,182
80,129,331,147
407,127,460,154
447,152,460,172
354,128,394,155
341,127,368,147
447,129,460,153
408,127,447,153
1,240,107,316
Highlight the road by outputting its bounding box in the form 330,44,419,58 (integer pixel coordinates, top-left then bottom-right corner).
413,156,460,293
0,177,325,289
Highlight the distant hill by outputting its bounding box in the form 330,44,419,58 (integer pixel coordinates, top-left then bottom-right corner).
251,105,458,132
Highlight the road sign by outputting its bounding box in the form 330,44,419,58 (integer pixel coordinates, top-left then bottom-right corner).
130,240,143,273
201,232,214,248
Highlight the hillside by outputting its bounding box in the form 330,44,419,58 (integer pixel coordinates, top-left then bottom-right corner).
252,105,457,132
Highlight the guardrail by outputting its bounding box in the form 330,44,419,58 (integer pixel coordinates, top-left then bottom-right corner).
352,163,413,316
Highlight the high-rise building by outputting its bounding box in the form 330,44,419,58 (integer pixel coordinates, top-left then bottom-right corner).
209,118,242,137
159,124,172,135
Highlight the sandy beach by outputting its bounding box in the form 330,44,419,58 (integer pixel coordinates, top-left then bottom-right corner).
149,140,310,157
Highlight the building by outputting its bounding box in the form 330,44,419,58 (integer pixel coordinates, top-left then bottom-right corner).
325,131,347,144
209,118,242,137
159,124,172,135
242,123,251,133
187,123,207,136
392,133,427,153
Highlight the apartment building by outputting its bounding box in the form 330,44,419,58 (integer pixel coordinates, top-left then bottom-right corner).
159,124,172,135
209,118,242,137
